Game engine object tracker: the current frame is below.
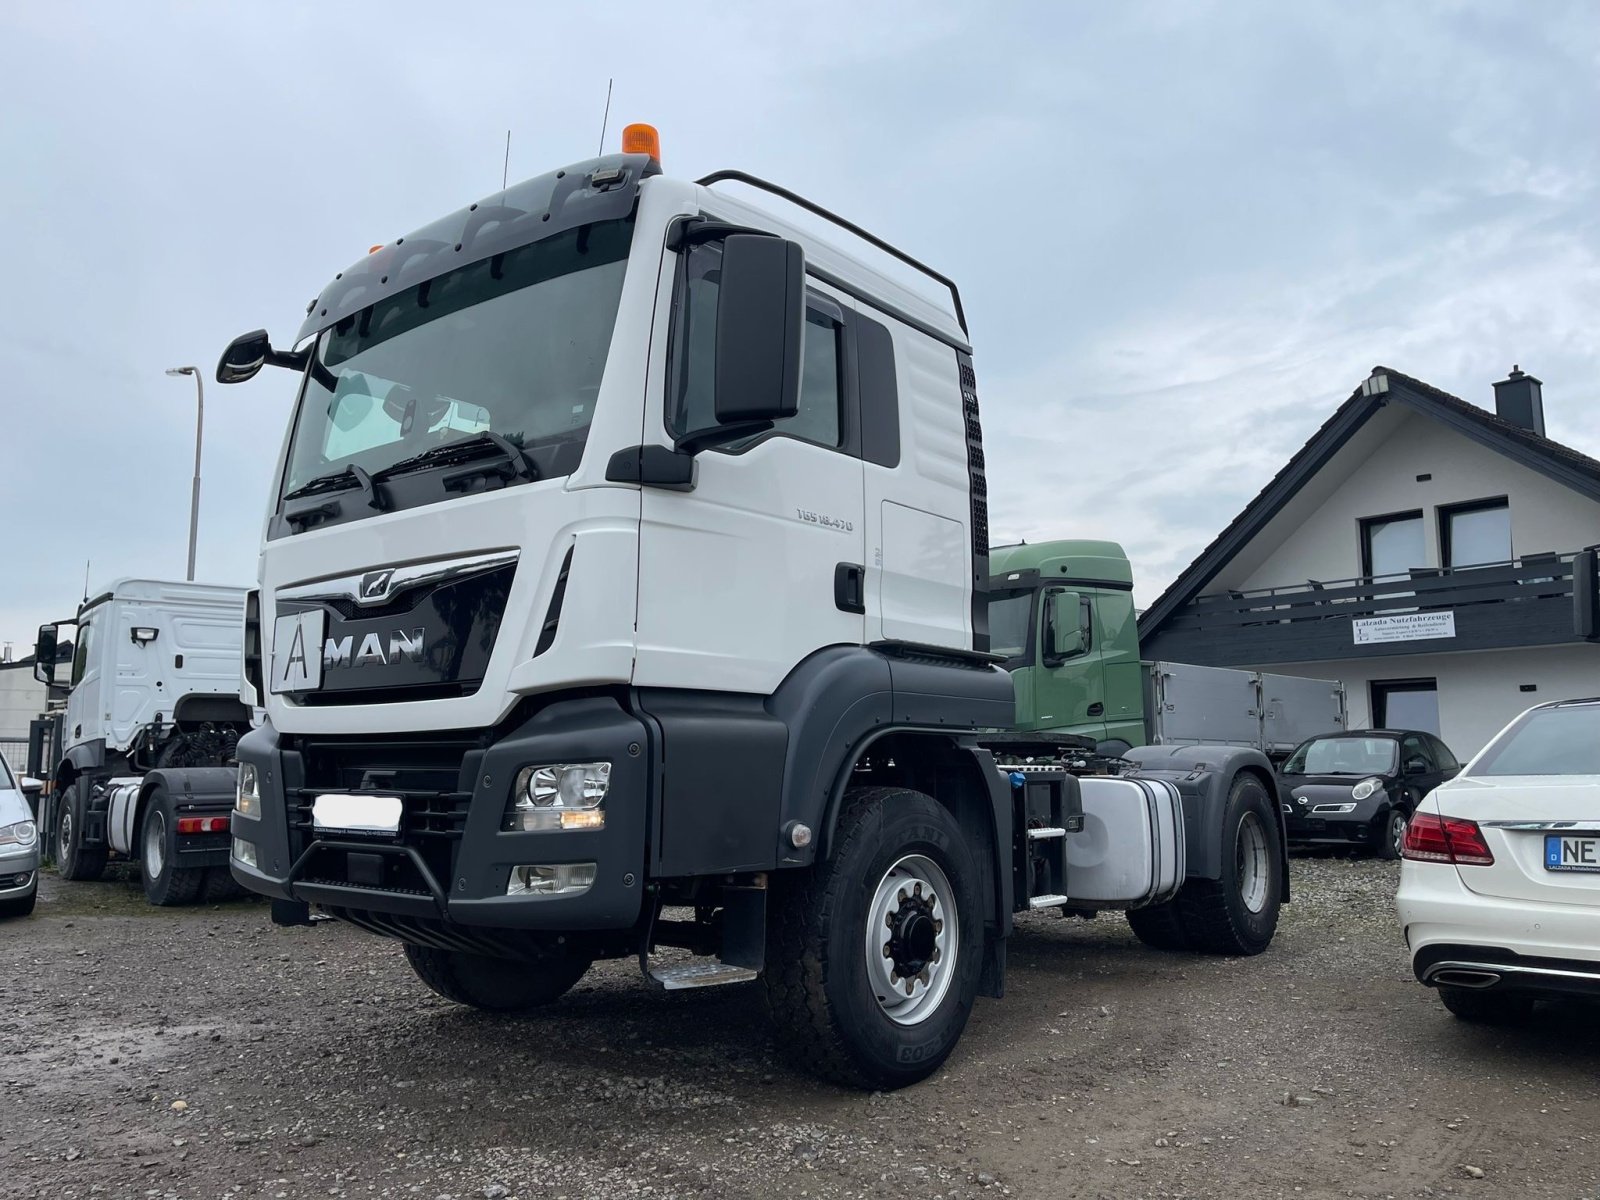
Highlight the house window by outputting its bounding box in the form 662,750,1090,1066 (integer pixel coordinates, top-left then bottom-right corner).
1371,678,1439,735
1360,510,1425,579
1440,498,1510,570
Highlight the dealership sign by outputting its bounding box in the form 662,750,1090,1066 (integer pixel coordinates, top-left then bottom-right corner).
1352,610,1457,645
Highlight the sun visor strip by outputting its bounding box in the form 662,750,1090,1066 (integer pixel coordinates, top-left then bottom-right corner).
296,153,658,345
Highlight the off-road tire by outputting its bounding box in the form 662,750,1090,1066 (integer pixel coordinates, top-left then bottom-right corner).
764,786,985,1090
1373,808,1408,861
56,779,107,882
1169,773,1282,956
0,889,37,918
1126,899,1191,950
1438,986,1535,1025
139,789,206,906
403,944,592,1011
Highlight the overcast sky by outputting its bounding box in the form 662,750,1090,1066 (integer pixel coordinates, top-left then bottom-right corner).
2,1,1596,654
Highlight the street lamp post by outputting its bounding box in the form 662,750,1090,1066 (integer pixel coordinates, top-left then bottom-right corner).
165,366,205,582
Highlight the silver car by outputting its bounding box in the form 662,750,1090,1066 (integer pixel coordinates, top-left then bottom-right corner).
0,752,39,918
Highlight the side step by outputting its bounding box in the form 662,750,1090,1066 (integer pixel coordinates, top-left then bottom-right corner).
648,960,760,990
1029,894,1071,909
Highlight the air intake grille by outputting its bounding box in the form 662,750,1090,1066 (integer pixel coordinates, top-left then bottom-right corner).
958,353,990,652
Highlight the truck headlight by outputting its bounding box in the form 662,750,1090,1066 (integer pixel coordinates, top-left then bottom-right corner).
506,862,597,897
1351,777,1384,802
503,762,610,832
231,836,258,868
0,820,37,848
236,762,261,819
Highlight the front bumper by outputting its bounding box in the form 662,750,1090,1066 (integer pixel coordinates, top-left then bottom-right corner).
1283,797,1385,844
1398,860,1600,1000
0,845,40,897
231,696,650,932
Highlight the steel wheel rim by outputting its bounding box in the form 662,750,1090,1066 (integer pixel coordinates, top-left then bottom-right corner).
1236,811,1269,914
145,810,166,879
59,808,72,859
865,854,957,1026
1390,811,1407,856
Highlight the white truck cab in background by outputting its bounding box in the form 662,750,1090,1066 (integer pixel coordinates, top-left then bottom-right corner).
34,579,249,905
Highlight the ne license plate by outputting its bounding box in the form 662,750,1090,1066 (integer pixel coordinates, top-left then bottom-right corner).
313,793,403,836
1545,834,1600,873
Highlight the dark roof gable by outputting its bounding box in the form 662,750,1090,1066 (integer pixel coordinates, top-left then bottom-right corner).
1138,367,1600,638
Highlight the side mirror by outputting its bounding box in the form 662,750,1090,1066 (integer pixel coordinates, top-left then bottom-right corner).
33,625,57,685
713,235,804,426
1046,592,1086,659
1404,756,1428,776
217,329,273,384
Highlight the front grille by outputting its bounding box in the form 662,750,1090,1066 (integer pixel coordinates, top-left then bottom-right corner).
285,733,484,896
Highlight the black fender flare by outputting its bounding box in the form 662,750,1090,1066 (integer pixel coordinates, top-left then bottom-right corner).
1120,743,1291,903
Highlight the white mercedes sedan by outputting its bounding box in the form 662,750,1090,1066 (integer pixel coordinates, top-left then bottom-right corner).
1397,696,1600,1023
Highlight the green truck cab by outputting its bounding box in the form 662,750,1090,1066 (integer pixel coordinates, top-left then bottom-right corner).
989,540,1346,758
989,539,1147,751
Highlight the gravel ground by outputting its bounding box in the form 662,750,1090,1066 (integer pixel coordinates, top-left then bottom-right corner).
3,854,1598,1200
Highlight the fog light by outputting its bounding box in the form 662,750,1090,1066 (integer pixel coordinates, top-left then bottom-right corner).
232,836,258,869
506,862,597,897
235,762,261,819
504,762,610,832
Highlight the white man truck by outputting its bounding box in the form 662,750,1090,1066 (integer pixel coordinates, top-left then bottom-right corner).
34,580,250,905
221,128,1296,1088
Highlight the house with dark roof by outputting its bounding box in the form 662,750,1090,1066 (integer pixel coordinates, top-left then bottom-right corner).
1138,366,1600,757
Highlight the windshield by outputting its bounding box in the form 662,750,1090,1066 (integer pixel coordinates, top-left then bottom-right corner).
1468,704,1600,777
1283,736,1398,776
988,589,1035,660
281,219,632,497
0,752,15,790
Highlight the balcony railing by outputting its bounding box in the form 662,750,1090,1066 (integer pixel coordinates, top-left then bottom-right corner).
1144,550,1593,666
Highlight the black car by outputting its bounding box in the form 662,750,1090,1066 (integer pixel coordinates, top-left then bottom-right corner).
1279,729,1461,858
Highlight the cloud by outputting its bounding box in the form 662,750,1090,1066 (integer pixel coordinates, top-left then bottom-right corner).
0,0,1596,654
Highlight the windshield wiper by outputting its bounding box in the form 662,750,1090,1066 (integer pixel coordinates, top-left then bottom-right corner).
284,463,382,505
282,464,385,531
375,431,537,487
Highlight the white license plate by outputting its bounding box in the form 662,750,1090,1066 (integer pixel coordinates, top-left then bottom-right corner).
270,610,326,694
313,793,403,836
1545,834,1600,873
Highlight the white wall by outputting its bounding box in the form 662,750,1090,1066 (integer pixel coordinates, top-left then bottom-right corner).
0,663,47,741
1258,643,1600,759
1219,407,1600,592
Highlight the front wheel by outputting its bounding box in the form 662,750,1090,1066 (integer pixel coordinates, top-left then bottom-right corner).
139,789,206,906
403,944,592,1011
1172,773,1282,956
1373,808,1407,861
764,786,985,1089
56,780,107,882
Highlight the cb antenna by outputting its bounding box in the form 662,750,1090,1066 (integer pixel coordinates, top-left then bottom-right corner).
502,129,511,190
82,560,90,604
597,77,613,155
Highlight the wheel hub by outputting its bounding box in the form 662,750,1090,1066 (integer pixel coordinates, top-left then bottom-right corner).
865,855,958,1026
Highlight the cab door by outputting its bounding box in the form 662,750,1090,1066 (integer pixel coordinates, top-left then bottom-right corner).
633,239,865,695
1034,588,1106,740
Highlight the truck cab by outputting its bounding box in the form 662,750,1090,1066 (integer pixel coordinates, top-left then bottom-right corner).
219,130,1289,1090
34,580,250,902
989,539,1145,749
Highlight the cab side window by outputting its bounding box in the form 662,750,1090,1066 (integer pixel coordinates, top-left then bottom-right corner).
668,242,843,450
69,619,92,687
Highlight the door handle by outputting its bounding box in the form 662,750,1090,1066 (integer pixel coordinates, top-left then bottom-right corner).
1087,702,1104,717
834,563,865,614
